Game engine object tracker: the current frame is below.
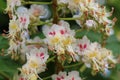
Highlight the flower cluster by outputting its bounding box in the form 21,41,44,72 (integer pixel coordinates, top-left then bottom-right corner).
52,71,82,80
3,0,117,80
7,4,49,60
18,47,49,80
73,36,116,73
43,20,77,61
58,0,116,36
5,0,21,14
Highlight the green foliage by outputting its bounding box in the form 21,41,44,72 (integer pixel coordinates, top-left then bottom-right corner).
0,0,120,80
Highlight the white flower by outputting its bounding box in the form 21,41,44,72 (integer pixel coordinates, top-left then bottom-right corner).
52,71,67,80
28,47,49,63
52,71,82,80
16,6,30,30
73,36,90,55
9,16,20,37
43,21,77,61
105,25,114,36
85,20,97,28
73,36,116,73
19,47,49,80
66,71,82,80
29,4,50,19
5,0,21,13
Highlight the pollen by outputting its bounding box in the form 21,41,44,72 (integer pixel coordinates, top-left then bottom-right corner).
74,0,81,4
10,22,18,30
63,38,72,46
88,52,97,58
29,61,38,68
51,36,60,44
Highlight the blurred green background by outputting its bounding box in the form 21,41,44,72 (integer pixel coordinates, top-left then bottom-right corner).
0,0,120,80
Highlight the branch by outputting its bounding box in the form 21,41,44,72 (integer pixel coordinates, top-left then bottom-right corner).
59,17,81,20
22,1,52,5
46,56,56,64
63,62,82,69
52,0,59,24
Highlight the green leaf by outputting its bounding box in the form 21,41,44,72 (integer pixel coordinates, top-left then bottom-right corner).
0,0,6,13
0,35,9,54
0,56,21,79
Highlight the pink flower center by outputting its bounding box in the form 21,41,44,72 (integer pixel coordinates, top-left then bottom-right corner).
78,44,87,51
20,17,27,25
71,77,74,80
49,31,56,36
60,29,67,35
36,52,44,59
19,78,25,80
56,76,64,80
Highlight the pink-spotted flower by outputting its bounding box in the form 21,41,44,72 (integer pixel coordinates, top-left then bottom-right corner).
19,47,49,80
16,6,30,30
43,20,77,61
5,0,21,13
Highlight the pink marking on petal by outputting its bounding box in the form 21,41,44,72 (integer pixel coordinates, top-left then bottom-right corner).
20,17,23,23
36,53,44,59
60,30,65,35
49,32,53,35
53,31,56,35
49,31,56,36
61,76,64,79
57,77,61,80
79,44,83,49
84,44,87,49
24,18,26,23
19,77,24,80
40,52,44,59
72,77,74,80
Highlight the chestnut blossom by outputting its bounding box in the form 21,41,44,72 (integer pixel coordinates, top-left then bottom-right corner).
73,36,90,55
74,36,116,73
29,4,51,19
85,20,97,28
9,16,20,37
43,20,77,61
5,0,21,13
19,47,49,80
52,71,82,80
52,71,67,80
16,7,30,30
70,0,115,36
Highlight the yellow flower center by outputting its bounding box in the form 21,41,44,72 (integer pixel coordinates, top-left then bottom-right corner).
29,61,38,68
30,74,37,80
10,22,18,30
63,38,72,46
51,36,60,44
74,0,81,3
88,51,97,58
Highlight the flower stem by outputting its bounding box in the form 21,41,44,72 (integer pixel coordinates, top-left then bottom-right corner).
22,1,52,5
26,42,42,45
30,21,52,26
46,56,56,64
52,0,59,24
43,75,52,80
64,62,82,69
59,17,81,20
